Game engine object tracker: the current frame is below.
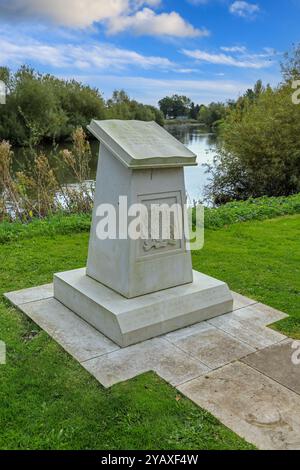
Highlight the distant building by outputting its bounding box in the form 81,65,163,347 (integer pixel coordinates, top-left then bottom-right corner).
176,115,189,121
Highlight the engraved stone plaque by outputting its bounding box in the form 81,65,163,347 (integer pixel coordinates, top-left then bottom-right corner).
137,192,183,259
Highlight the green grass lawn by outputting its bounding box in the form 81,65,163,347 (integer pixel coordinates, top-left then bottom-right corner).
0,213,299,450
193,214,300,339
0,232,253,450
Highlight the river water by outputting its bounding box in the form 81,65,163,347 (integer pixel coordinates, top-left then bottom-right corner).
166,124,217,203
12,125,217,204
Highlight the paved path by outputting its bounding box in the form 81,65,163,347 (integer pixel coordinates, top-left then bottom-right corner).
5,285,300,450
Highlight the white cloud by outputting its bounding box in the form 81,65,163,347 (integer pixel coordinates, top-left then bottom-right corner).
221,46,247,53
0,37,174,70
181,48,272,69
229,1,260,18
0,0,162,28
107,8,208,37
248,47,277,58
221,46,277,59
0,0,203,38
177,68,202,74
0,0,128,27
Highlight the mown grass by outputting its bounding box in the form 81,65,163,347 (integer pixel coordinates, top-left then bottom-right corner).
0,197,299,450
0,233,253,450
193,214,300,339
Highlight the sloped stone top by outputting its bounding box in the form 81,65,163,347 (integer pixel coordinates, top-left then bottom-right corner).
87,119,197,169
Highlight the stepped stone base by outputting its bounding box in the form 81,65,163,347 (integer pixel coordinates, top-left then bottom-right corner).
53,268,233,347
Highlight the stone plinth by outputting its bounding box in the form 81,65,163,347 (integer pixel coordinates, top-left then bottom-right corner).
54,119,233,347
86,120,196,298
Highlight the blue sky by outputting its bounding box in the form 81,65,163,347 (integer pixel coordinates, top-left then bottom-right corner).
0,0,299,105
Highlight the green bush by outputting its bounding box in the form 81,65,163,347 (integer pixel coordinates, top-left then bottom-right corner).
204,193,300,229
0,213,91,244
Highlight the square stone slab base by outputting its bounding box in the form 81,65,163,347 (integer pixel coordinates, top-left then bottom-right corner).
53,268,233,347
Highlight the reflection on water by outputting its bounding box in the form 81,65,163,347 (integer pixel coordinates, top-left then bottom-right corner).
12,125,217,203
166,124,217,203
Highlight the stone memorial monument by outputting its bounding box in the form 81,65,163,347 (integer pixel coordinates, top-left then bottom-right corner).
54,120,233,347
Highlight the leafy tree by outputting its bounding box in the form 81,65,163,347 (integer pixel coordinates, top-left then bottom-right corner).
54,79,106,139
206,46,300,203
147,105,164,126
13,67,64,146
107,90,131,106
197,102,227,128
158,94,192,119
189,103,200,120
0,67,105,145
206,83,300,203
0,67,12,90
0,69,163,146
281,43,300,80
158,96,174,118
106,90,164,125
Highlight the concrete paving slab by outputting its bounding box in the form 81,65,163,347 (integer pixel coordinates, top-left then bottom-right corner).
165,323,255,369
208,313,286,350
163,320,212,342
232,292,257,311
4,283,53,307
83,338,209,388
242,339,300,395
21,298,119,362
232,303,288,326
178,362,300,450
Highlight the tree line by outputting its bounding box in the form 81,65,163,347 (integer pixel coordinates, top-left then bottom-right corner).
0,66,164,147
158,93,229,126
158,81,266,128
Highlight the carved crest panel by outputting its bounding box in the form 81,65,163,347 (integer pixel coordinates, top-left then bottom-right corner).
136,191,184,259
